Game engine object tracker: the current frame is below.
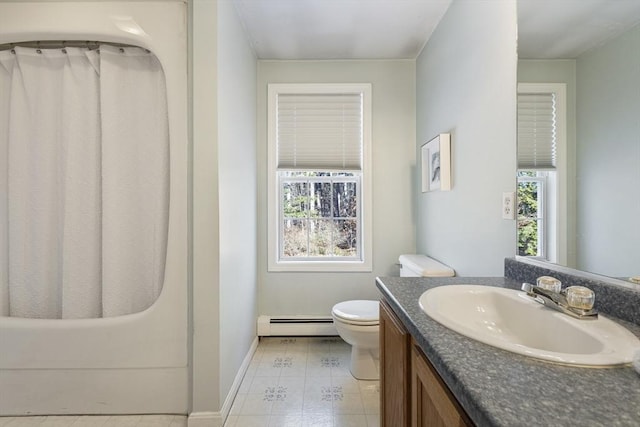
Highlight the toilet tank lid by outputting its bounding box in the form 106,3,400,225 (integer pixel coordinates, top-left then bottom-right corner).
398,254,455,277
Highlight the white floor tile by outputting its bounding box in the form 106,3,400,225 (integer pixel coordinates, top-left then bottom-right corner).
254,357,283,377
270,390,304,416
303,376,332,396
332,393,364,415
277,375,305,392
302,395,333,415
361,390,380,415
232,415,270,427
330,376,360,394
239,394,273,416
301,413,334,427
267,414,302,427
247,376,280,394
334,414,368,427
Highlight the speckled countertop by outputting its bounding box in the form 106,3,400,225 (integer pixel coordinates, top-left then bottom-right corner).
376,276,640,427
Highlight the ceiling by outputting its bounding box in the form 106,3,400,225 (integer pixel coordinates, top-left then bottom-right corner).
518,0,640,59
232,0,452,60
232,0,640,60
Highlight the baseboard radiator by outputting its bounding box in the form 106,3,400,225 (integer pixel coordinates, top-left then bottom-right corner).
257,315,338,337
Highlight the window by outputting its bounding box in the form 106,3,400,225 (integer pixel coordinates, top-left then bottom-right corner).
517,83,566,263
267,84,372,272
517,171,546,257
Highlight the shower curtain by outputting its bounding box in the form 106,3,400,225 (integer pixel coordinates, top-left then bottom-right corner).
0,45,169,319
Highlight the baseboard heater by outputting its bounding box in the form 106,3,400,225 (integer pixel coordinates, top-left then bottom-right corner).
257,315,338,337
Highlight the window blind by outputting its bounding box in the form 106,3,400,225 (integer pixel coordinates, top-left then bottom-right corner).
276,93,363,170
517,92,557,169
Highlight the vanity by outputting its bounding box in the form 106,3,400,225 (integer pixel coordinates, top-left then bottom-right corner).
377,258,640,427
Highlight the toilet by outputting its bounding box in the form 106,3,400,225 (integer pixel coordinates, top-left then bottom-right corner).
331,255,455,380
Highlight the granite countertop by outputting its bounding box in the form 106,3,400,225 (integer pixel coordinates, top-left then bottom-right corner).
376,276,640,427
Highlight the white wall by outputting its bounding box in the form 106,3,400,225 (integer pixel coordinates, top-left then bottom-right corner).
415,0,518,276
257,60,416,316
575,24,640,277
190,0,257,421
217,0,258,411
191,0,220,415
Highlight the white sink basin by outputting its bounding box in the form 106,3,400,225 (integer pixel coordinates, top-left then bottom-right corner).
419,285,640,367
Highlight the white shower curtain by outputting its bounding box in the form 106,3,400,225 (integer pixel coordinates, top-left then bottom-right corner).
0,45,169,319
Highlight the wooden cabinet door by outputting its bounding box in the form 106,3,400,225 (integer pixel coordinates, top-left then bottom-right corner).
411,340,473,427
380,300,411,427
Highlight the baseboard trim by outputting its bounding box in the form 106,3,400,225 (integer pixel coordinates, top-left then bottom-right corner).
188,336,259,427
187,411,221,427
220,336,259,418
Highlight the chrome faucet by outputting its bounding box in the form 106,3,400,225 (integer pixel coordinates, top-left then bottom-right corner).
521,282,598,320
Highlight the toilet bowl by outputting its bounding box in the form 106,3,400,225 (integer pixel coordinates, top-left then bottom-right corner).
331,300,380,380
332,255,455,381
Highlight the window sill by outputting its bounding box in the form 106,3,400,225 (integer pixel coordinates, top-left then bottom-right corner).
268,260,372,273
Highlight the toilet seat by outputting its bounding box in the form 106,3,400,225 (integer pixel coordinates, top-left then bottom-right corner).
332,300,379,326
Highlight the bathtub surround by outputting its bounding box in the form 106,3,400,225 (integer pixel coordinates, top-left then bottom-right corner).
0,1,189,416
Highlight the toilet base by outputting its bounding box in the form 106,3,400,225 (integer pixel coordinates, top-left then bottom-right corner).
349,346,380,380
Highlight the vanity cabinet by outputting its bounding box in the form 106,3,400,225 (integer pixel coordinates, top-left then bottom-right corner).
380,300,473,427
380,300,411,427
411,341,473,427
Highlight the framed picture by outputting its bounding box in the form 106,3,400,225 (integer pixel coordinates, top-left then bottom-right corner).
421,133,451,192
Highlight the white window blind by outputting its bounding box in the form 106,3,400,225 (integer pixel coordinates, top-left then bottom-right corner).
276,93,363,170
517,92,557,169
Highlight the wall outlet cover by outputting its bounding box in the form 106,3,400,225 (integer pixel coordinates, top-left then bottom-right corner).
502,192,515,220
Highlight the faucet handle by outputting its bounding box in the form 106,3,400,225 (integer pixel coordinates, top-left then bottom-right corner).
536,276,562,293
565,286,595,310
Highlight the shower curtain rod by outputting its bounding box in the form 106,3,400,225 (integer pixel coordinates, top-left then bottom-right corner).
0,40,145,52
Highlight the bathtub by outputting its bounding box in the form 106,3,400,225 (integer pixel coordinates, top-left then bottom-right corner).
0,1,189,415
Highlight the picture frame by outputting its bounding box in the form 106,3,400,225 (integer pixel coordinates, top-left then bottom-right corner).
421,133,451,192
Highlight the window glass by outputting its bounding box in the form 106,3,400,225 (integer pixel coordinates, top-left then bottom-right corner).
279,172,360,260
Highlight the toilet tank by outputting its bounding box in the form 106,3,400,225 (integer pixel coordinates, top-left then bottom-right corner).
398,254,455,277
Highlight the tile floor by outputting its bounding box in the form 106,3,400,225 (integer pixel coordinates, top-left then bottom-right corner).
0,337,380,427
225,337,380,427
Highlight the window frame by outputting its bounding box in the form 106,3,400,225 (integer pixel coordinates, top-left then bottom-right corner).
267,83,373,272
517,83,567,264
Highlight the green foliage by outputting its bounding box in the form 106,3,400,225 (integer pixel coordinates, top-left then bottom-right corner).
517,180,539,256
